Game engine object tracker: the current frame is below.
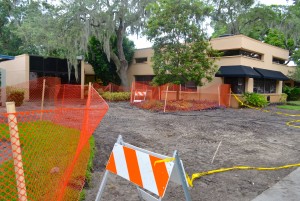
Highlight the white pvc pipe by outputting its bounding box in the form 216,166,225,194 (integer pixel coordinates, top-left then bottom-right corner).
6,102,28,201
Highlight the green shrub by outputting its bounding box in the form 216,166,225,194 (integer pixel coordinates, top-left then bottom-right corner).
243,92,268,108
6,88,25,107
283,86,300,101
101,92,131,101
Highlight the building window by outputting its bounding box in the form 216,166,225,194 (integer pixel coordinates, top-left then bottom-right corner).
29,56,81,84
184,81,197,90
135,57,147,63
221,49,262,60
254,79,276,93
135,75,154,84
272,57,286,64
224,77,245,94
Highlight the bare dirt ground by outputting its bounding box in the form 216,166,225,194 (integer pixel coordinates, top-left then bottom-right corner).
84,102,300,201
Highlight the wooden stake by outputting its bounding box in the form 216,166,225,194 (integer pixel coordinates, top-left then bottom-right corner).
163,84,169,113
40,79,46,120
211,141,222,164
218,85,221,106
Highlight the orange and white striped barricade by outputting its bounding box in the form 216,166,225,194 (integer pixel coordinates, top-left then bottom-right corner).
133,90,147,103
95,135,191,201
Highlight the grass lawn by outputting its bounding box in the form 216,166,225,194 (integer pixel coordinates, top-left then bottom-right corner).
277,100,300,110
0,121,91,201
287,101,300,106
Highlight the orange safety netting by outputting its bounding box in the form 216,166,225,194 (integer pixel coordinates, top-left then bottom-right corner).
0,77,108,201
130,82,231,111
93,82,126,92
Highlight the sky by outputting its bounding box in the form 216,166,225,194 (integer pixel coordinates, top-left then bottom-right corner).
129,0,294,49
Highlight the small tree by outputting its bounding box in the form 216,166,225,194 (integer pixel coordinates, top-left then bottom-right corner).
145,0,221,86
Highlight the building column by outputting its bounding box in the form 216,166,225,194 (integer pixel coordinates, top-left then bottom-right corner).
245,78,254,93
276,80,283,94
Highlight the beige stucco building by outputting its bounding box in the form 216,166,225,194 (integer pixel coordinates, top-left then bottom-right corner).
127,35,297,107
0,35,297,107
0,54,94,104
0,54,95,87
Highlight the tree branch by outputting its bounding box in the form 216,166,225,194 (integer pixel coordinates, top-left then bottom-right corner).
240,17,260,32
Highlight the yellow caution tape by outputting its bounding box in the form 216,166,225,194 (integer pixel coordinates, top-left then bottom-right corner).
186,163,300,187
286,119,300,128
231,90,300,128
182,91,300,188
154,157,175,166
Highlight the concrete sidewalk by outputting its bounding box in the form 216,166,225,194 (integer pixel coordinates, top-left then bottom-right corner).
252,168,300,201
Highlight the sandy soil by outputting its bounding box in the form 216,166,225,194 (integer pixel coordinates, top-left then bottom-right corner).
84,102,300,201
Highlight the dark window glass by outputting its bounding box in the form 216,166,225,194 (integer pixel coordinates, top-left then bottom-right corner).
222,49,240,56
221,49,262,60
57,59,68,72
29,56,81,84
265,80,276,93
76,63,81,82
44,58,57,71
240,50,262,60
224,77,245,94
44,72,57,77
135,75,154,84
254,79,276,93
254,79,265,93
135,57,148,63
57,72,69,84
70,73,80,84
30,56,44,71
273,57,285,64
184,81,197,89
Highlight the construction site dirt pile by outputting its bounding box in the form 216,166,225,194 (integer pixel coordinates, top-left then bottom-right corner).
85,102,300,201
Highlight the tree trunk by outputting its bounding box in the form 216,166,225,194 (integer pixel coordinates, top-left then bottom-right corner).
118,66,129,90
110,47,130,91
108,18,129,90
116,18,129,90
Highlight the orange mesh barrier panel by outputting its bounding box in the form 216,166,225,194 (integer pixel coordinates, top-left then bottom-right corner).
0,77,108,201
219,84,231,107
92,82,126,93
131,82,231,111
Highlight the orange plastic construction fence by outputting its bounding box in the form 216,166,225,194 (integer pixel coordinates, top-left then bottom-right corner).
130,82,231,111
93,82,126,92
0,77,108,201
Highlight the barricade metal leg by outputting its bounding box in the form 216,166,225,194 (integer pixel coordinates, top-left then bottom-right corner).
95,171,109,201
174,151,192,201
95,135,123,201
